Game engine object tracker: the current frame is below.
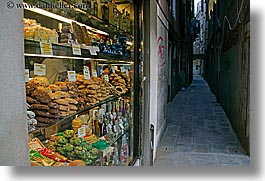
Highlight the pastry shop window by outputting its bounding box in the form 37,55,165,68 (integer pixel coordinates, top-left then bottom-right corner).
24,0,137,166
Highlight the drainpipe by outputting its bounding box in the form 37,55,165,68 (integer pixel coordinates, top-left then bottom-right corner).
150,124,154,166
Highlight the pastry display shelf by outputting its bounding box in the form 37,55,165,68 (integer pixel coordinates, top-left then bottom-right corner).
28,91,131,141
24,0,134,37
24,39,132,62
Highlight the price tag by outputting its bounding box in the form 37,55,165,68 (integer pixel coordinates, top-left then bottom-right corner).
40,42,53,55
72,43,82,55
104,74,109,82
34,63,46,76
83,66,90,80
92,69,97,77
125,69,129,77
67,71,76,82
88,46,100,55
111,66,115,73
78,125,86,138
120,66,126,72
25,69,30,82
119,123,124,130
102,147,114,157
107,124,112,133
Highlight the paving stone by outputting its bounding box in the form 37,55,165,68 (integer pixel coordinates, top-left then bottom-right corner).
193,145,209,153
174,144,194,152
154,159,167,167
226,146,247,155
192,153,218,161
236,156,250,165
193,159,220,166
217,155,240,164
154,76,250,167
210,145,229,153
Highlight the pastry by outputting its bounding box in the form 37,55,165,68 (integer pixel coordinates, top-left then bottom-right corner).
35,110,60,119
30,77,49,87
64,98,78,104
30,104,50,111
48,108,60,115
59,111,68,117
59,105,69,111
26,96,39,104
35,117,53,124
68,105,78,111
48,102,59,109
48,84,60,92
49,92,61,100
54,99,69,106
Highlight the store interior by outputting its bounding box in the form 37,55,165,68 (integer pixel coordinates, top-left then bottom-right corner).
24,0,137,166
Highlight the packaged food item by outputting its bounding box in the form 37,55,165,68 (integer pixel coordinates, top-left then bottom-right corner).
29,149,55,166
39,147,68,162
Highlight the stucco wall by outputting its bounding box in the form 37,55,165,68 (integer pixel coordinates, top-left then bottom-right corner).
0,0,30,165
205,0,250,153
147,0,169,160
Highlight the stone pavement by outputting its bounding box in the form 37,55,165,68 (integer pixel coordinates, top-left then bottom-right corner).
154,76,250,167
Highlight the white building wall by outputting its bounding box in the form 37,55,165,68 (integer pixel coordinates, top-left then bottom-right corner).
0,0,30,166
148,0,169,161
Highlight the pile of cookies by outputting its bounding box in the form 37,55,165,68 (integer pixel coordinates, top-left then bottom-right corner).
75,75,113,108
26,77,60,127
49,82,79,118
108,72,129,95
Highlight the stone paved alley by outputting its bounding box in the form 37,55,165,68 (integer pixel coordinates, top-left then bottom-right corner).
154,76,250,166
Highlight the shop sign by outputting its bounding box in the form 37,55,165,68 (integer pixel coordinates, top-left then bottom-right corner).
34,63,46,76
40,42,53,55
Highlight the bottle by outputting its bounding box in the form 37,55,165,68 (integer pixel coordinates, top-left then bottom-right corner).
93,110,100,137
126,12,131,33
113,4,119,29
121,9,127,31
108,0,115,25
98,114,103,137
87,0,92,15
101,1,109,23
102,114,108,135
93,0,98,17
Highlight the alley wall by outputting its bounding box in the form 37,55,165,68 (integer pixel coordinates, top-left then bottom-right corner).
205,0,250,153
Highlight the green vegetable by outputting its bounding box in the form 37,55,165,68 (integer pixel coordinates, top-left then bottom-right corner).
70,137,81,146
57,137,68,144
63,143,74,152
63,130,75,138
56,132,64,136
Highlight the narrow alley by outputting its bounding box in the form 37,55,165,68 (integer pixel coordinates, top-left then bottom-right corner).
154,76,250,166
